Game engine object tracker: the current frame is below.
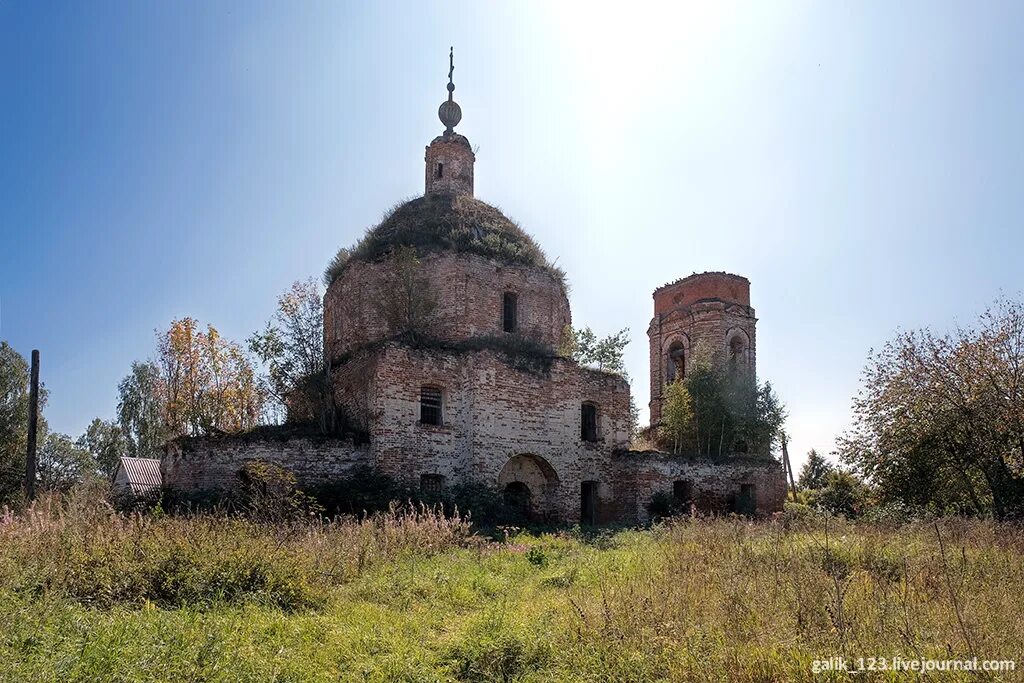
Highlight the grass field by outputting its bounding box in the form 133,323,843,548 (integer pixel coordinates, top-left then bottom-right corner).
1,495,1021,682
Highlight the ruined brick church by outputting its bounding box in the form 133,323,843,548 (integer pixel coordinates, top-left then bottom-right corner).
162,57,785,522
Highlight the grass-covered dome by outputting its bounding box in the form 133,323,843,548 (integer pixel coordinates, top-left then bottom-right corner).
325,193,564,287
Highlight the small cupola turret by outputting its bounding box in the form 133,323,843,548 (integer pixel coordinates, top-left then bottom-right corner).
425,47,475,196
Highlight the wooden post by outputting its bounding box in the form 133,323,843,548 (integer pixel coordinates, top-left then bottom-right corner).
781,435,798,502
24,349,40,501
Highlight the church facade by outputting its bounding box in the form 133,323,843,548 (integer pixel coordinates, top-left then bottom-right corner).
162,59,786,523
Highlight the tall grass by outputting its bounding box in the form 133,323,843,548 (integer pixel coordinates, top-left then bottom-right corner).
0,495,1021,681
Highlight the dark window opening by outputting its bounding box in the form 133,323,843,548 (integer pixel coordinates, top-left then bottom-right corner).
666,342,685,383
435,162,444,179
504,481,531,517
738,483,756,515
421,473,444,494
581,481,598,525
502,292,518,333
420,386,443,426
729,335,747,366
581,402,598,442
673,480,692,506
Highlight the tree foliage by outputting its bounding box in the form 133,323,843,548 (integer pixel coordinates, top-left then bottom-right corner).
661,381,694,454
806,469,872,518
560,326,630,375
248,278,330,429
77,418,128,480
798,449,833,490
657,345,786,458
838,297,1024,519
376,247,439,343
156,318,265,437
117,361,165,459
37,433,94,493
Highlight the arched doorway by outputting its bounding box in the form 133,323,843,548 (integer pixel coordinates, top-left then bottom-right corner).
497,454,560,520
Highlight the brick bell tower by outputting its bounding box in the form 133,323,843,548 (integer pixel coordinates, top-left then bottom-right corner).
647,272,758,424
425,47,475,197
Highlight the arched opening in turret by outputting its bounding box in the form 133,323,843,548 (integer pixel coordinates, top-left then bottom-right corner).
666,341,686,383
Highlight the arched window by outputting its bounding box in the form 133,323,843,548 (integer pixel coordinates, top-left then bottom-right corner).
729,333,748,369
666,342,685,383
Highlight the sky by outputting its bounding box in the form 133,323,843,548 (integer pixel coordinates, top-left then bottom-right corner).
2,1,1022,471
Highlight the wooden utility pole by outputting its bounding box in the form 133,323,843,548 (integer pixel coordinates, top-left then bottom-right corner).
781,435,798,502
24,349,39,501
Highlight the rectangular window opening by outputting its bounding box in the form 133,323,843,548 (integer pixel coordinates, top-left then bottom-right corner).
420,386,443,426
421,473,444,494
436,163,444,179
581,403,598,442
502,292,518,333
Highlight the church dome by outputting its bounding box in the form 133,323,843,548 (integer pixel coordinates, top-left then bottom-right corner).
325,192,561,285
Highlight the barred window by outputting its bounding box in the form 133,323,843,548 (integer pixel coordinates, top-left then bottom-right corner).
581,402,598,442
420,386,443,426
421,473,444,494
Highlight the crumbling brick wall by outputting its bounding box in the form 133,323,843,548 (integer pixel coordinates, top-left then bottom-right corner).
324,253,570,361
357,343,630,523
162,436,370,494
613,451,786,522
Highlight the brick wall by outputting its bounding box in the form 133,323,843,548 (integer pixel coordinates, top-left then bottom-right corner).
613,451,786,522
162,436,370,493
424,135,475,196
653,271,750,314
325,252,570,361
356,343,630,522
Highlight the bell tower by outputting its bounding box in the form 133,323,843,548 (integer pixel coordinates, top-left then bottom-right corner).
425,47,475,196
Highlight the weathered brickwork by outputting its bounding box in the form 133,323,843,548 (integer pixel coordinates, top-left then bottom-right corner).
325,252,570,361
613,452,786,522
424,132,475,196
163,436,370,493
161,86,787,522
329,342,630,522
648,272,758,423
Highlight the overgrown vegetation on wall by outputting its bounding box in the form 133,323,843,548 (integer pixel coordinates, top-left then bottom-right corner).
658,350,786,458
323,194,566,288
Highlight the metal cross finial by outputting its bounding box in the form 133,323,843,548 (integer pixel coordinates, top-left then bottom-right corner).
447,46,455,101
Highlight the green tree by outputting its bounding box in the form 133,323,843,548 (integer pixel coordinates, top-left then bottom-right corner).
117,361,165,459
376,247,439,343
563,326,630,375
798,449,833,490
37,432,94,493
660,381,695,453
248,278,331,429
77,418,128,479
808,469,872,518
838,297,1024,519
684,361,786,458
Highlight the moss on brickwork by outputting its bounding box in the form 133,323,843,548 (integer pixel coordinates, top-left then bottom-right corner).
325,193,566,287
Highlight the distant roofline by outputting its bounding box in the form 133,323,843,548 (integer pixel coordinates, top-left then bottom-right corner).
653,271,749,296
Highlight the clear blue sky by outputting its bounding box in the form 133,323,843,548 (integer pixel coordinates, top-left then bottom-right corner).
2,2,1022,470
